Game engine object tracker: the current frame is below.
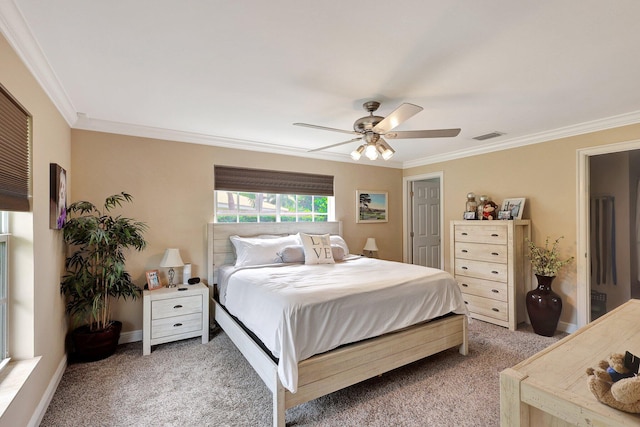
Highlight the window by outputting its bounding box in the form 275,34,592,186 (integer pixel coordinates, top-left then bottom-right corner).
213,166,335,223
0,211,8,368
214,192,332,223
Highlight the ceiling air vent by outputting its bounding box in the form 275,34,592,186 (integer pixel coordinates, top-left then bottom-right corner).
473,131,505,141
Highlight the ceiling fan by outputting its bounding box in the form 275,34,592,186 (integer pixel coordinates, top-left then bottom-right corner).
294,101,460,161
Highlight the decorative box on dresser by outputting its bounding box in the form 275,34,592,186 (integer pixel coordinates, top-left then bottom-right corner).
143,283,209,355
450,220,531,330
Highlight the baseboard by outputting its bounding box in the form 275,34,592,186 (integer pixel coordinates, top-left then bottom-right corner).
558,320,578,334
119,329,142,344
28,354,66,427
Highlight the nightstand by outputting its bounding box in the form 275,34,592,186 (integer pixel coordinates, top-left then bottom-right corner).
143,283,209,355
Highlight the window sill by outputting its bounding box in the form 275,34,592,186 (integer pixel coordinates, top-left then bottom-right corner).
0,357,41,419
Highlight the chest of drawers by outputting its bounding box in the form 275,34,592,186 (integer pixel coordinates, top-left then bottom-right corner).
450,220,531,330
143,283,209,355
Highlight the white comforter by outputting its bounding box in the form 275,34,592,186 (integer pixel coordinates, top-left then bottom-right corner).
219,256,468,393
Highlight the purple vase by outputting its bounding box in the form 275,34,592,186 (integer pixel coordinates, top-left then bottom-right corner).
526,275,562,337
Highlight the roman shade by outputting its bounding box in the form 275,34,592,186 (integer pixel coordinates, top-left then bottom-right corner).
214,166,334,196
0,85,31,212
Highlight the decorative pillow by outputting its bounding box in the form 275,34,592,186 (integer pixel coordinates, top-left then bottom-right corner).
299,233,335,265
278,244,345,263
330,235,350,255
230,234,300,267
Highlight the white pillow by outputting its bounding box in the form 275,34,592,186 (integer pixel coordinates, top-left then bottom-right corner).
278,244,345,263
230,234,300,267
299,233,335,265
330,235,350,255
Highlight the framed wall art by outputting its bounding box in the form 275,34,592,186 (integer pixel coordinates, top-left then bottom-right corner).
49,163,67,229
356,190,388,223
501,198,526,220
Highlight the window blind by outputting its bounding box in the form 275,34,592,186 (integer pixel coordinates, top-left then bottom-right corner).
0,84,31,212
214,166,334,196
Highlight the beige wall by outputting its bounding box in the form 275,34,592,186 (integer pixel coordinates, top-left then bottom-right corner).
70,130,404,331
1,33,70,425
405,123,640,327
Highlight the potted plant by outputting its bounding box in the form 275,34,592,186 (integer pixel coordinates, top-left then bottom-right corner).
61,192,147,361
525,236,574,336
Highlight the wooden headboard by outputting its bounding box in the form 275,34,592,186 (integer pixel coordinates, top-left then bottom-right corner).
207,221,342,285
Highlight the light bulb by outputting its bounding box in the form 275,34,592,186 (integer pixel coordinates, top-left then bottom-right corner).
365,144,378,160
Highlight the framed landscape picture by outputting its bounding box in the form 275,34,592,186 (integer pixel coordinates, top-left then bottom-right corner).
357,190,388,223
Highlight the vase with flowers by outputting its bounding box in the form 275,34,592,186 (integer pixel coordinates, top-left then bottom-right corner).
526,236,574,336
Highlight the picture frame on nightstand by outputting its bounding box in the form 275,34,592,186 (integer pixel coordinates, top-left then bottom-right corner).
145,270,162,290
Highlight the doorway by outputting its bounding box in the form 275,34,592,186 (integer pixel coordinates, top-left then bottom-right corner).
577,139,640,327
403,172,444,268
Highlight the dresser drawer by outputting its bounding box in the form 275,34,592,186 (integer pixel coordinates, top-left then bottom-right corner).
455,275,508,302
151,312,202,339
453,225,508,244
454,258,508,282
152,295,202,319
453,241,507,263
462,293,508,321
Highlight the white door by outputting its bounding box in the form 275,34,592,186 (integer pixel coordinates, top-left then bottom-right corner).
411,179,441,268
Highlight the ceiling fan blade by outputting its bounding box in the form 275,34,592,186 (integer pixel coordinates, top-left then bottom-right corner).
307,137,362,152
385,128,461,139
372,103,423,134
294,122,361,136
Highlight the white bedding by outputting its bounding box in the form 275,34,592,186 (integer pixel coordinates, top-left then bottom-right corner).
218,256,468,393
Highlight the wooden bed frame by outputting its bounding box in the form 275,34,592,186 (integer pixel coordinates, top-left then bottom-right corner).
207,222,468,427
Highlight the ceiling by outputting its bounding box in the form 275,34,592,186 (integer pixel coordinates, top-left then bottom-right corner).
2,1,640,168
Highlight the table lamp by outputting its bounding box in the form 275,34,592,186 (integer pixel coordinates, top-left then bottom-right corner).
160,248,184,288
363,238,378,258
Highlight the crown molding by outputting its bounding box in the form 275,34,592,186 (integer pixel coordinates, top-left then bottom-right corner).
402,110,640,169
73,115,404,168
0,0,76,125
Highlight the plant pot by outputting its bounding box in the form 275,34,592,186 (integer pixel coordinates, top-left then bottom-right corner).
70,320,122,362
526,275,562,337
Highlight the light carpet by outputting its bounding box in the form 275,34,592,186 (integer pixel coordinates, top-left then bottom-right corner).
40,320,565,426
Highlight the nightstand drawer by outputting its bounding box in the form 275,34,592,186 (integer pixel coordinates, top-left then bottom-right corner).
151,312,202,339
455,275,507,302
152,295,202,319
462,293,508,321
454,258,508,282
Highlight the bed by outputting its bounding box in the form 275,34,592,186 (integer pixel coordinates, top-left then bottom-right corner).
207,222,469,427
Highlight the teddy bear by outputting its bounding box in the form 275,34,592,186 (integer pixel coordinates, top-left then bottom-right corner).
585,353,640,413
481,201,498,220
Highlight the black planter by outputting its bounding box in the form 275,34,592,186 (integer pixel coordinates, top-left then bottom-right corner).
70,320,122,362
526,275,562,337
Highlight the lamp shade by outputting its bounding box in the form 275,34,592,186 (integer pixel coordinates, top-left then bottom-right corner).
363,238,378,252
159,248,184,268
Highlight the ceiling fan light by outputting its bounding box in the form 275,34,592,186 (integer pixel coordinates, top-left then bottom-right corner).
365,143,378,160
382,146,395,160
351,145,365,160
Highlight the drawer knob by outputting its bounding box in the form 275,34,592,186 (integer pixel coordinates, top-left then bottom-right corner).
491,233,499,237
464,301,468,304
173,323,183,327
491,289,499,293
462,266,468,270
173,305,183,309
461,283,469,287
461,249,468,253
492,308,500,312
491,252,499,256
491,270,499,274
461,232,468,236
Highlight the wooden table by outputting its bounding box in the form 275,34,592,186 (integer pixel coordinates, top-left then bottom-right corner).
500,299,640,426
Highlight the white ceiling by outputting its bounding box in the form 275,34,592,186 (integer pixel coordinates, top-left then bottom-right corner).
3,0,640,168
